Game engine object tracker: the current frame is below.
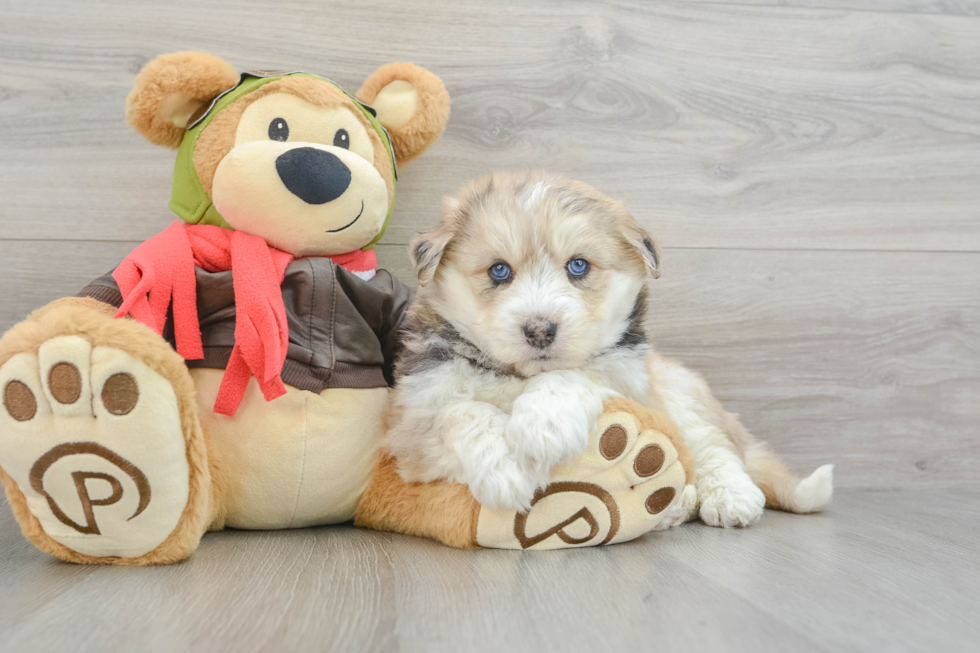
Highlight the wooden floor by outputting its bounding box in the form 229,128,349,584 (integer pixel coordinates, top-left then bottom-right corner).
1,489,977,652
0,0,978,651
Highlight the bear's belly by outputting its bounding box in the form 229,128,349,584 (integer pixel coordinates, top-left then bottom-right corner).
189,369,388,529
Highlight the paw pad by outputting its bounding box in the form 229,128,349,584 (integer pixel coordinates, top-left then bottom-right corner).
48,362,82,404
4,380,36,422
598,425,627,460
645,487,675,515
633,444,665,477
102,372,139,416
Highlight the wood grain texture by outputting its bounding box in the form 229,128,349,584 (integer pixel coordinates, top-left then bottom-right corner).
1,489,978,652
0,1,978,650
2,240,976,489
0,0,978,250
0,1,974,488
682,0,980,18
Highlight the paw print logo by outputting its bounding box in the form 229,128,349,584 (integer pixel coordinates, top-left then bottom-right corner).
514,481,619,548
29,442,151,535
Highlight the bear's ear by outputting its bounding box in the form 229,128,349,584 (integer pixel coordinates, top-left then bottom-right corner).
357,63,450,165
126,52,239,149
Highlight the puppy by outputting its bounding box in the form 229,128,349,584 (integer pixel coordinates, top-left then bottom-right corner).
386,171,833,526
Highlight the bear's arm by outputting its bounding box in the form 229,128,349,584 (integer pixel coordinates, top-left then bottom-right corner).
334,267,415,387
73,270,175,346
377,276,415,385
76,269,124,309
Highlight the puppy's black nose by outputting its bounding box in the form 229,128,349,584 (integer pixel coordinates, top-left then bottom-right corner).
276,147,351,204
523,318,558,349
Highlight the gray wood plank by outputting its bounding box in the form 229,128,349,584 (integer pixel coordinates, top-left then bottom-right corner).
651,247,980,491
1,0,979,250
1,489,977,652
655,488,980,653
1,240,976,490
680,0,980,17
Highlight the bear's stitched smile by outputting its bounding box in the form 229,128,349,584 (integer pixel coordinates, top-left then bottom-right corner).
326,200,365,233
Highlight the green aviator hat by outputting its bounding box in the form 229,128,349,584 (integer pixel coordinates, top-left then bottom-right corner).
167,71,398,251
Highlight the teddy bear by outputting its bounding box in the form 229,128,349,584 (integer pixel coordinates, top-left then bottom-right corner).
0,52,694,565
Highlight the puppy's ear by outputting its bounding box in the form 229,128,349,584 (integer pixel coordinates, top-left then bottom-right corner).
409,196,462,286
126,52,239,149
619,208,661,279
357,63,450,165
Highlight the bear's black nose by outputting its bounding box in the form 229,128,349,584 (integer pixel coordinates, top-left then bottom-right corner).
276,147,351,205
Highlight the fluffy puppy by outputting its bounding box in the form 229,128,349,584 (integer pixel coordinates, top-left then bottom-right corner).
386,171,833,526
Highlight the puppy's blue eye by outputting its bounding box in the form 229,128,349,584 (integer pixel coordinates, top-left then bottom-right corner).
489,262,512,282
566,258,590,278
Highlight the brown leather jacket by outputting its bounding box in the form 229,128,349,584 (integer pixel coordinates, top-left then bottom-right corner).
78,259,414,392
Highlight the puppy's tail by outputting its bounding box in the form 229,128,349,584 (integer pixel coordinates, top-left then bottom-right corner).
745,442,833,513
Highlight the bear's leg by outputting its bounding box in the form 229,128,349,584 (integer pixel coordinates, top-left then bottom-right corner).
0,298,215,565
355,398,696,550
355,453,483,548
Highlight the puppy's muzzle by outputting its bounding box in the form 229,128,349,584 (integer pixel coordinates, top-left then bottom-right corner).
523,318,558,349
276,147,351,204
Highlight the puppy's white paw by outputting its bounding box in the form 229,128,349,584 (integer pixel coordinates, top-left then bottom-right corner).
507,394,589,467
466,455,545,513
698,474,765,528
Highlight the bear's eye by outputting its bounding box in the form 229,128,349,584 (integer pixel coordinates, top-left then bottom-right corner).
333,129,350,149
268,118,289,142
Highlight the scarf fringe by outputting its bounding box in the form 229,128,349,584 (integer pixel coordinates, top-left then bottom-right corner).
114,222,292,416
113,222,379,416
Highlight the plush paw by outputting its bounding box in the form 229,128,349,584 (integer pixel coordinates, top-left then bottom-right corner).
475,402,688,549
698,472,766,528
0,336,190,558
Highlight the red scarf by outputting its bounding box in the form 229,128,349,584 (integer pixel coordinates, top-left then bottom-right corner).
113,221,377,416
